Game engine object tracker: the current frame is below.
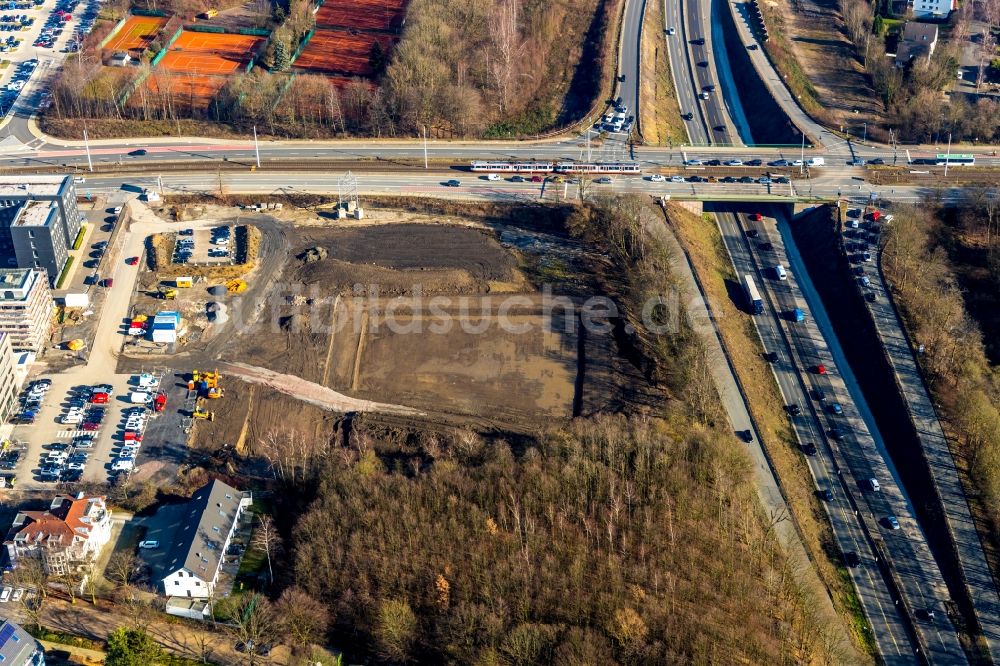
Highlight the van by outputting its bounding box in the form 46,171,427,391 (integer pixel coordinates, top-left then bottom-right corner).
868,478,880,491
775,265,787,280
129,392,151,404
807,157,825,167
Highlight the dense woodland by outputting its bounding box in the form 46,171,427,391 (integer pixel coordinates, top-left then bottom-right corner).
264,199,841,664
882,192,1000,563
44,0,613,138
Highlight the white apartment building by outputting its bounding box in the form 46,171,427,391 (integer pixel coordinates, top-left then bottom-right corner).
0,268,53,352
911,0,954,19
0,332,18,423
4,493,112,576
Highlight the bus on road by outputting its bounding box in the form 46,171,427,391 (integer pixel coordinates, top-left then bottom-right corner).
743,274,764,314
934,154,975,166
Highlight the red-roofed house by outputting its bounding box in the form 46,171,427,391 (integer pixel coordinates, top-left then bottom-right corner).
4,492,111,575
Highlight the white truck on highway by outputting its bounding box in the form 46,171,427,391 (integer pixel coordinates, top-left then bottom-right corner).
807,157,825,167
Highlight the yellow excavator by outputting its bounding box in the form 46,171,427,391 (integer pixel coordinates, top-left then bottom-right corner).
157,286,177,300
226,279,247,293
192,409,215,421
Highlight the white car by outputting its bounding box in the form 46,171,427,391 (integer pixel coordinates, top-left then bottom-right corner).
214,237,230,246
725,159,743,166
111,459,134,471
74,176,85,184
791,159,804,167
61,413,82,425
670,175,685,183
486,173,501,181
684,159,703,166
0,587,11,602
11,588,24,601
139,540,159,549
67,462,85,471
649,174,666,182
666,26,676,35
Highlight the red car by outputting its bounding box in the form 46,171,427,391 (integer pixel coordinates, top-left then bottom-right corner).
90,392,109,404
814,364,827,375
530,175,542,183
751,212,763,221
81,422,100,431
101,278,113,288
126,257,139,266
123,431,143,442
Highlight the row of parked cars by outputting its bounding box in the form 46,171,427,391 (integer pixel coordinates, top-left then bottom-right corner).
846,209,888,302
174,228,196,263
38,438,92,482
10,376,49,424
208,225,231,259
0,57,33,115
111,406,148,475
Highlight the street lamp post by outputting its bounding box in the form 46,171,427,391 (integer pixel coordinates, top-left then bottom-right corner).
944,132,952,177
422,125,428,170
252,125,260,168
83,128,92,172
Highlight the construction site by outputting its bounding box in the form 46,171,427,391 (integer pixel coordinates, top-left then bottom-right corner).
114,196,659,458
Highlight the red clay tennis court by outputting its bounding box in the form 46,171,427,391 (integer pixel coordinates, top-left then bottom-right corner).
294,29,395,77
143,71,229,109
103,15,167,52
163,31,264,71
315,0,408,32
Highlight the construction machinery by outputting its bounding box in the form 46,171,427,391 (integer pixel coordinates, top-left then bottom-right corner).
188,369,223,398
65,339,85,351
157,286,177,300
192,409,215,421
226,279,247,293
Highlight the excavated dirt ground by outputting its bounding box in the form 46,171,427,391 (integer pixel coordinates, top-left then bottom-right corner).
200,213,659,434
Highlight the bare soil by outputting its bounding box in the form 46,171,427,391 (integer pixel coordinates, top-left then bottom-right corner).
211,214,660,431
189,377,339,456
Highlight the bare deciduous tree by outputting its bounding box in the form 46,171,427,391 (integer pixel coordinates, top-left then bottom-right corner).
250,514,282,585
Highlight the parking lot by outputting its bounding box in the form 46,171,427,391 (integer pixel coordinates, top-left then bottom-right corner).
175,225,233,265
0,0,103,119
6,372,167,485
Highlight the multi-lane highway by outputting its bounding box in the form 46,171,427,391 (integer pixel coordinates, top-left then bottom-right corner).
718,206,967,662
714,207,916,661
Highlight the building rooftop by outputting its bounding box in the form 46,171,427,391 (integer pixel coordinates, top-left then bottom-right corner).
7,493,108,550
0,619,41,666
0,269,33,292
0,175,69,198
152,479,248,584
12,200,56,228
